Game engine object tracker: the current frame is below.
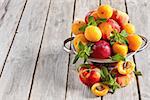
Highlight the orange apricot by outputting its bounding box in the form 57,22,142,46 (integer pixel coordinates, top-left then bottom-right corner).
91,11,99,20
73,34,88,52
127,34,142,51
112,42,128,57
71,20,86,35
123,23,135,34
98,22,113,40
85,25,102,42
97,5,113,19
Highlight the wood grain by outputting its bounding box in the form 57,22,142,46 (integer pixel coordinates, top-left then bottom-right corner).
65,0,101,100
0,0,51,99
126,0,150,100
0,0,27,74
28,0,75,100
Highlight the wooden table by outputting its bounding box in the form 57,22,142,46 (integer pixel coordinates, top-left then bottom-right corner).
0,0,149,100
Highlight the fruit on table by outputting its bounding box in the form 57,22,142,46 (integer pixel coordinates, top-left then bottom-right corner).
112,42,128,57
123,23,135,34
73,34,88,52
91,40,112,59
127,34,142,51
85,25,102,42
116,73,133,87
91,83,109,96
98,22,113,40
117,61,135,75
111,9,129,29
111,69,133,87
97,5,113,19
107,19,121,32
71,20,86,35
79,64,101,87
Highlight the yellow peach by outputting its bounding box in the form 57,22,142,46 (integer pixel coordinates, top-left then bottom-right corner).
84,25,102,42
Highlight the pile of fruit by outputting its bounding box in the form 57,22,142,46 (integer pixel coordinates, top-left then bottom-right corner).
71,5,142,96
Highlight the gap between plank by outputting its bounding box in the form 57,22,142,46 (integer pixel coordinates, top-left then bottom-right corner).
0,0,28,78
64,0,76,99
27,0,52,100
124,0,141,99
133,55,142,100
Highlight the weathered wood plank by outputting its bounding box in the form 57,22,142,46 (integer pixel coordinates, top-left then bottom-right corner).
126,0,150,100
101,0,139,100
0,0,27,74
29,0,75,100
0,0,51,99
66,0,100,100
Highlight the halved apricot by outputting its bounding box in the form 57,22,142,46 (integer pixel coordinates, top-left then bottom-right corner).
117,61,135,75
91,83,109,96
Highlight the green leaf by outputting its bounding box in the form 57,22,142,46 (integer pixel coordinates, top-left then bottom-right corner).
88,16,97,26
111,54,126,61
110,30,128,45
73,54,80,64
96,18,107,25
80,64,91,69
78,42,84,50
134,70,143,76
120,30,128,37
73,42,93,64
79,25,87,32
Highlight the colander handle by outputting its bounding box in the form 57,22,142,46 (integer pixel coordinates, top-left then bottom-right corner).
137,35,149,52
63,37,75,54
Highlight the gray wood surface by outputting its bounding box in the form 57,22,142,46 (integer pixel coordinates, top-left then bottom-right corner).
0,0,27,75
127,0,150,100
29,0,75,100
0,0,51,99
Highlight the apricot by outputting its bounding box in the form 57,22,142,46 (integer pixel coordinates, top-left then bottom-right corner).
116,73,133,87
73,34,88,52
112,42,128,57
97,5,113,19
111,69,134,87
117,61,135,75
123,23,135,34
71,20,86,35
91,11,99,20
127,34,142,51
111,9,129,30
91,83,109,96
85,25,102,42
98,22,113,40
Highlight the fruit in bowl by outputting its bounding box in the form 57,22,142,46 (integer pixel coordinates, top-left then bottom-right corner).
71,4,143,64
91,40,112,59
65,4,145,97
